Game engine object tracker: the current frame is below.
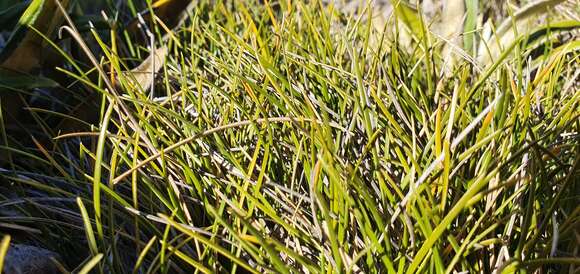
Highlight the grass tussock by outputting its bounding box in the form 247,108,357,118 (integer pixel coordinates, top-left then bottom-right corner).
0,0,579,273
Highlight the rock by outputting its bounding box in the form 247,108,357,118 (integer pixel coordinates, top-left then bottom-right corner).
3,244,61,274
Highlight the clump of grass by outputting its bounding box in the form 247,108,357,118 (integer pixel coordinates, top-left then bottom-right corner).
1,0,579,273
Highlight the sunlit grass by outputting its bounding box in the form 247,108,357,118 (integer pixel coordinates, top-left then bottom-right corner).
1,0,579,273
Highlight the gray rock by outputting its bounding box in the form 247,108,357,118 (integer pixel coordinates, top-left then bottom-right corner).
3,244,61,274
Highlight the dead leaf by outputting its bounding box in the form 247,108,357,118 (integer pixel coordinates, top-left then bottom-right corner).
0,0,69,73
120,45,168,92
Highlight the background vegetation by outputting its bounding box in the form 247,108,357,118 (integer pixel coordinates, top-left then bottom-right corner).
0,0,579,273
